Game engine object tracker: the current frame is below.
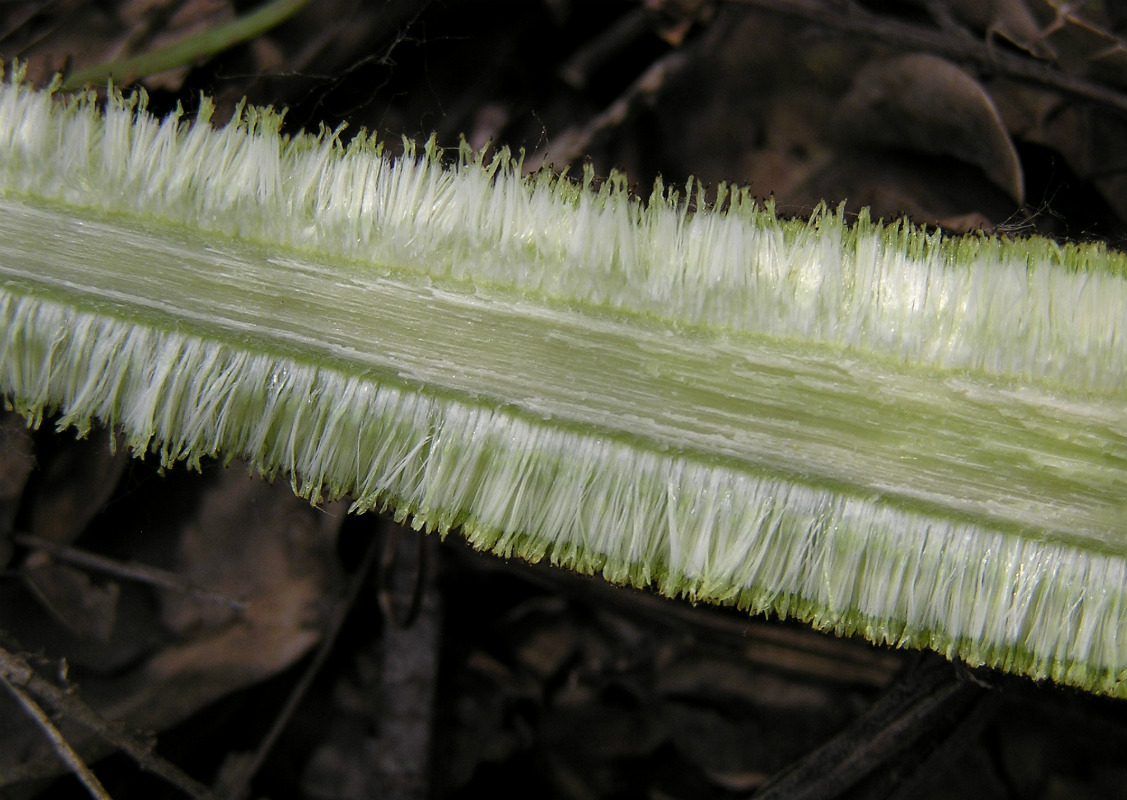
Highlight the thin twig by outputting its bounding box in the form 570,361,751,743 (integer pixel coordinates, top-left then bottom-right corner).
0,647,217,800
726,0,1127,117
751,655,989,799
0,663,113,800
15,533,248,613
558,6,656,89
529,46,692,171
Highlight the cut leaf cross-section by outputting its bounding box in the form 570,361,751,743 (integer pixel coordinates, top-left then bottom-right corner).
0,75,1124,695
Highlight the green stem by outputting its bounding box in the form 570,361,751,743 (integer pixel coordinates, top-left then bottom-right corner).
1,76,1125,696
59,0,311,91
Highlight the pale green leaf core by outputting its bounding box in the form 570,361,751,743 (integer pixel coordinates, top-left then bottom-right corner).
1,76,1126,695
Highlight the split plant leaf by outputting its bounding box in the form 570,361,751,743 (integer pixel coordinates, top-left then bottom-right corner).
0,72,1125,696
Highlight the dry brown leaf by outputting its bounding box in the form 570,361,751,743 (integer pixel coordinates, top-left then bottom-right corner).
833,52,1024,205
0,412,35,567
136,472,344,731
946,0,1054,59
994,79,1127,223
3,0,236,91
1,1,121,87
27,432,128,546
21,562,120,644
14,430,131,656
794,151,1017,230
0,468,346,786
1037,0,1127,87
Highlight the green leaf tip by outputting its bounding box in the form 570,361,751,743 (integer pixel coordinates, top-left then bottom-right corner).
1,73,1126,696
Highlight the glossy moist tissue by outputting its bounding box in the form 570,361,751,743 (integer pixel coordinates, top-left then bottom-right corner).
1,73,1125,695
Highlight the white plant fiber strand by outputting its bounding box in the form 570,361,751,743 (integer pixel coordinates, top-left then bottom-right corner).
0,75,1125,694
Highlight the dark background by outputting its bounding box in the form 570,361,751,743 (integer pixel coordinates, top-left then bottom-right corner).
1,2,1127,798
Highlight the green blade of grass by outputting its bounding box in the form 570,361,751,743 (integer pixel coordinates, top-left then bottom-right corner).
59,0,312,91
